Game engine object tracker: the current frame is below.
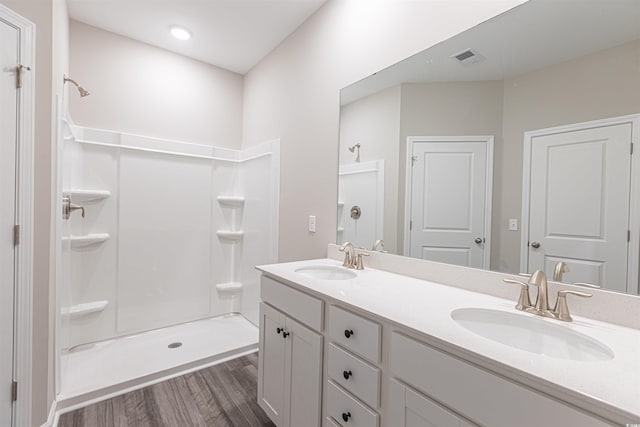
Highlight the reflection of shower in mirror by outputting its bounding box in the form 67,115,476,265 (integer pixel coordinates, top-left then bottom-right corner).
348,143,361,162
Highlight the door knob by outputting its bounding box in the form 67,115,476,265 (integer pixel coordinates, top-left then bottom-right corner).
474,237,484,244
531,241,541,249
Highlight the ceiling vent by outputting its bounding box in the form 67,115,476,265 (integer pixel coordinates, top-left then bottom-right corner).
451,48,485,66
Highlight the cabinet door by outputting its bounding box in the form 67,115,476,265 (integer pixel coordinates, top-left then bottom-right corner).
284,315,323,427
389,380,475,427
258,303,287,425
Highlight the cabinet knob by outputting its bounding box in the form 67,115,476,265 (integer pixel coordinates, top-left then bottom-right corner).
282,331,290,338
343,370,352,380
276,327,282,335
342,412,351,422
344,329,354,339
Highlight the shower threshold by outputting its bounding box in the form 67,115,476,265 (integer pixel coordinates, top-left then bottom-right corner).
57,313,258,411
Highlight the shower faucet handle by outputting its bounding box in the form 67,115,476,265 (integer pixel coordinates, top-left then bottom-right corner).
62,195,86,220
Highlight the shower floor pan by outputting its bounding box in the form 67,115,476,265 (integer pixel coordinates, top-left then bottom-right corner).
57,313,258,410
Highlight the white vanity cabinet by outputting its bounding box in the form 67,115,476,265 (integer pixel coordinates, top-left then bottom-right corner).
258,277,324,427
257,270,621,427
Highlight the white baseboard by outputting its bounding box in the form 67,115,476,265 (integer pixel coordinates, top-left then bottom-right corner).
40,400,57,427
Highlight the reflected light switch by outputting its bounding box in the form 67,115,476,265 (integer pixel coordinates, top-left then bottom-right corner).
509,219,518,231
309,215,316,233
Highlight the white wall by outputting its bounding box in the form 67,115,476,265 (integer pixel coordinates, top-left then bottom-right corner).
69,20,244,148
242,0,527,262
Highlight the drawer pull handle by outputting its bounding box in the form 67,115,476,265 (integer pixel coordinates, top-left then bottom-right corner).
343,370,352,380
342,412,351,422
344,329,354,338
276,327,282,335
282,331,290,338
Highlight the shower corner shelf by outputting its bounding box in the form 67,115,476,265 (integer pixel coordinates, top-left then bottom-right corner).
215,282,244,293
217,196,245,208
338,201,345,207
216,230,244,242
64,189,111,203
61,300,109,320
337,227,345,233
63,233,110,248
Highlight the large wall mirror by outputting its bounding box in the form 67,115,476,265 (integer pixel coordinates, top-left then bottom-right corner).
337,0,640,295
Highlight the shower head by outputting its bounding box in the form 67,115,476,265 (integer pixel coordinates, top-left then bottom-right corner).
348,143,360,153
63,75,90,98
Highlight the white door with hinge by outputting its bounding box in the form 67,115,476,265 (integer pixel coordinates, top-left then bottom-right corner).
0,15,19,427
407,137,493,268
523,118,637,293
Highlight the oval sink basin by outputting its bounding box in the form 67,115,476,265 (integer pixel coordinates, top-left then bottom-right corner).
294,265,357,280
451,308,614,362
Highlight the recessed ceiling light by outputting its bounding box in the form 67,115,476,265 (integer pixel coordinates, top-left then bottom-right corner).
170,26,191,41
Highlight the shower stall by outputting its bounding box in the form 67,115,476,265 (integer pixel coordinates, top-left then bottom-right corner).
55,117,279,407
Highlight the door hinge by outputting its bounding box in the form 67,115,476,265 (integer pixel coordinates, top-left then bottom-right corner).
13,225,20,246
631,143,634,155
409,220,413,231
16,65,31,89
628,230,631,242
11,381,17,402
411,156,417,167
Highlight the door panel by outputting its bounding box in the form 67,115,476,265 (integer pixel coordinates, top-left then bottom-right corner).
258,303,286,425
389,380,476,427
409,140,489,268
284,316,322,427
528,124,632,291
0,18,19,427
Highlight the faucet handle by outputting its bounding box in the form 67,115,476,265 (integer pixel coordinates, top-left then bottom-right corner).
571,282,601,289
355,251,370,270
553,289,592,322
503,279,532,311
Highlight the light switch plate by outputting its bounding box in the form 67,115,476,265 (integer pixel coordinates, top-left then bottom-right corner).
509,218,518,231
309,215,316,233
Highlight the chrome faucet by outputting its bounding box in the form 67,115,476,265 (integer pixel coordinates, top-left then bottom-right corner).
526,270,556,318
553,261,570,282
504,270,597,322
371,239,384,251
339,242,356,268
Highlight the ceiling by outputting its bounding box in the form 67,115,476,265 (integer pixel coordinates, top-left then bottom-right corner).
67,0,327,75
341,0,640,105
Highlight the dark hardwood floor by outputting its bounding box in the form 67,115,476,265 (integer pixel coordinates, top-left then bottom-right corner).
58,353,275,427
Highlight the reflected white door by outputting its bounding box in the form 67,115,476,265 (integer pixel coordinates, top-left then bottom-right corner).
0,17,19,427
408,137,492,268
527,123,632,292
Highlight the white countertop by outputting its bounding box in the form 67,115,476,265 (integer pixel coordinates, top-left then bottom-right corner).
257,258,640,424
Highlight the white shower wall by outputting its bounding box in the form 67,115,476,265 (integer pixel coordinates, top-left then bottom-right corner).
61,125,279,349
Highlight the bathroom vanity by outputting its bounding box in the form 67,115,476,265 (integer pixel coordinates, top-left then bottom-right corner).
256,252,640,427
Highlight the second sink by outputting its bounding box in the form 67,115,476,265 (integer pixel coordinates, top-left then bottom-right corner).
451,308,614,362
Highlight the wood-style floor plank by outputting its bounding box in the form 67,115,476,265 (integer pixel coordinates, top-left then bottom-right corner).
58,353,275,427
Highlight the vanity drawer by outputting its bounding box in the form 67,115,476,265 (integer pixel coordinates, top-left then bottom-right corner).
261,276,323,331
329,306,381,364
390,332,611,427
328,343,380,408
327,380,379,427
